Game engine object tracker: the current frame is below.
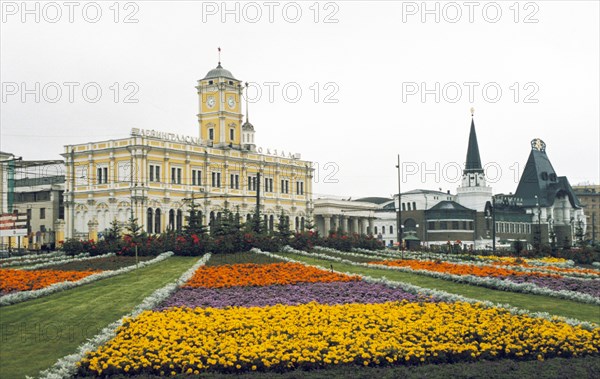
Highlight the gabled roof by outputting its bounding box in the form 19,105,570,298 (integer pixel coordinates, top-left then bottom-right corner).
514,141,581,208
464,118,484,174
428,200,473,212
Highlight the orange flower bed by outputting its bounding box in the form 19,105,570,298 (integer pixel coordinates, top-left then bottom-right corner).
0,268,100,294
184,263,360,289
370,260,560,278
491,261,600,277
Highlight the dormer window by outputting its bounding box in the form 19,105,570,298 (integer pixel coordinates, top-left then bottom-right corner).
229,80,233,85
541,172,549,180
549,173,557,182
208,80,213,85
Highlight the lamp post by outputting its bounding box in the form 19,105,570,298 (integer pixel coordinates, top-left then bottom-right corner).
491,195,496,253
534,195,541,251
396,155,402,251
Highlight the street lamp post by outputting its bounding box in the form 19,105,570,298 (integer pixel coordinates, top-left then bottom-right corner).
396,155,402,252
491,195,496,253
534,195,541,251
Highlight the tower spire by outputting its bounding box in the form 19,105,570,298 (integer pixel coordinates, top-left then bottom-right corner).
464,110,484,174
218,47,221,66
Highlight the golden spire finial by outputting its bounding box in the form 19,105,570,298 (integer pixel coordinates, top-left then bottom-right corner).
470,107,475,117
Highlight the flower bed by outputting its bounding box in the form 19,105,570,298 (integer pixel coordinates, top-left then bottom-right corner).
78,301,600,376
183,262,360,289
371,259,560,279
157,281,435,309
0,268,99,294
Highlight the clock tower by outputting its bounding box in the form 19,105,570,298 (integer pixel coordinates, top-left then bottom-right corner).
196,62,243,148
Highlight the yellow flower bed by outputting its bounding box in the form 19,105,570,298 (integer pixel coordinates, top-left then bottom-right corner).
78,301,600,375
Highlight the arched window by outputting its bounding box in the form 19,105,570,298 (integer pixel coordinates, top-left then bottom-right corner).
390,225,394,234
209,211,215,228
147,208,153,234
176,209,183,231
295,217,300,231
269,215,274,231
407,203,411,211
301,217,305,231
169,209,175,230
382,226,386,234
402,203,406,211
374,226,378,234
155,209,161,234
412,202,417,210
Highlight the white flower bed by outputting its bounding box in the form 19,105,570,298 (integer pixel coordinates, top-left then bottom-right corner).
35,253,211,379
254,248,598,331
1,252,174,307
21,253,115,270
280,246,600,305
593,262,600,268
0,251,65,264
0,253,85,268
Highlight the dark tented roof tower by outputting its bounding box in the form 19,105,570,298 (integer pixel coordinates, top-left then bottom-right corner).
464,118,484,174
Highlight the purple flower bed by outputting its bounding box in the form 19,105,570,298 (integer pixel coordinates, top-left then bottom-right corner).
156,281,437,309
500,275,600,298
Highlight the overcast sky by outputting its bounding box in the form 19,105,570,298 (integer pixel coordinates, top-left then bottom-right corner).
1,0,598,199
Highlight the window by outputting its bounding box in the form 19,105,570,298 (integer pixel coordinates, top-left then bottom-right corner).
192,169,202,186
462,221,467,230
402,203,406,211
296,181,304,195
147,208,153,234
97,166,108,184
211,172,221,187
280,179,289,194
407,203,411,211
171,167,182,184
452,221,459,230
154,209,161,234
230,174,239,189
374,226,378,234
149,164,161,182
264,177,274,193
247,176,257,191
230,128,235,141
382,226,386,235
440,221,448,230
412,202,417,210
469,221,474,230
428,221,435,230
389,225,394,234
40,208,46,219
208,128,214,140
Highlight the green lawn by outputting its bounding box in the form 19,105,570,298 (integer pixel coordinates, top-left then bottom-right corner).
281,253,600,324
0,256,198,379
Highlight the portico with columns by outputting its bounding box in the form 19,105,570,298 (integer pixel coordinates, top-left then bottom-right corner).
313,198,377,236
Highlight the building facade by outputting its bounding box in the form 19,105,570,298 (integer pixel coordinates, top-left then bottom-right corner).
63,62,313,239
573,185,599,242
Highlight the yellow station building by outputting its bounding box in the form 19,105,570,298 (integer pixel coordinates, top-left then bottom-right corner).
63,62,313,239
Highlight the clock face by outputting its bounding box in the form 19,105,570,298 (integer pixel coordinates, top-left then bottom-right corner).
227,97,235,109
207,96,215,108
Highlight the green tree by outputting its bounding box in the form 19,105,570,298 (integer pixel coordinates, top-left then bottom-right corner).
276,211,292,242
125,212,144,264
184,197,207,237
105,218,121,243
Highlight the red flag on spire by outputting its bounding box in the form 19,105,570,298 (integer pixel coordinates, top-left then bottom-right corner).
218,47,221,52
